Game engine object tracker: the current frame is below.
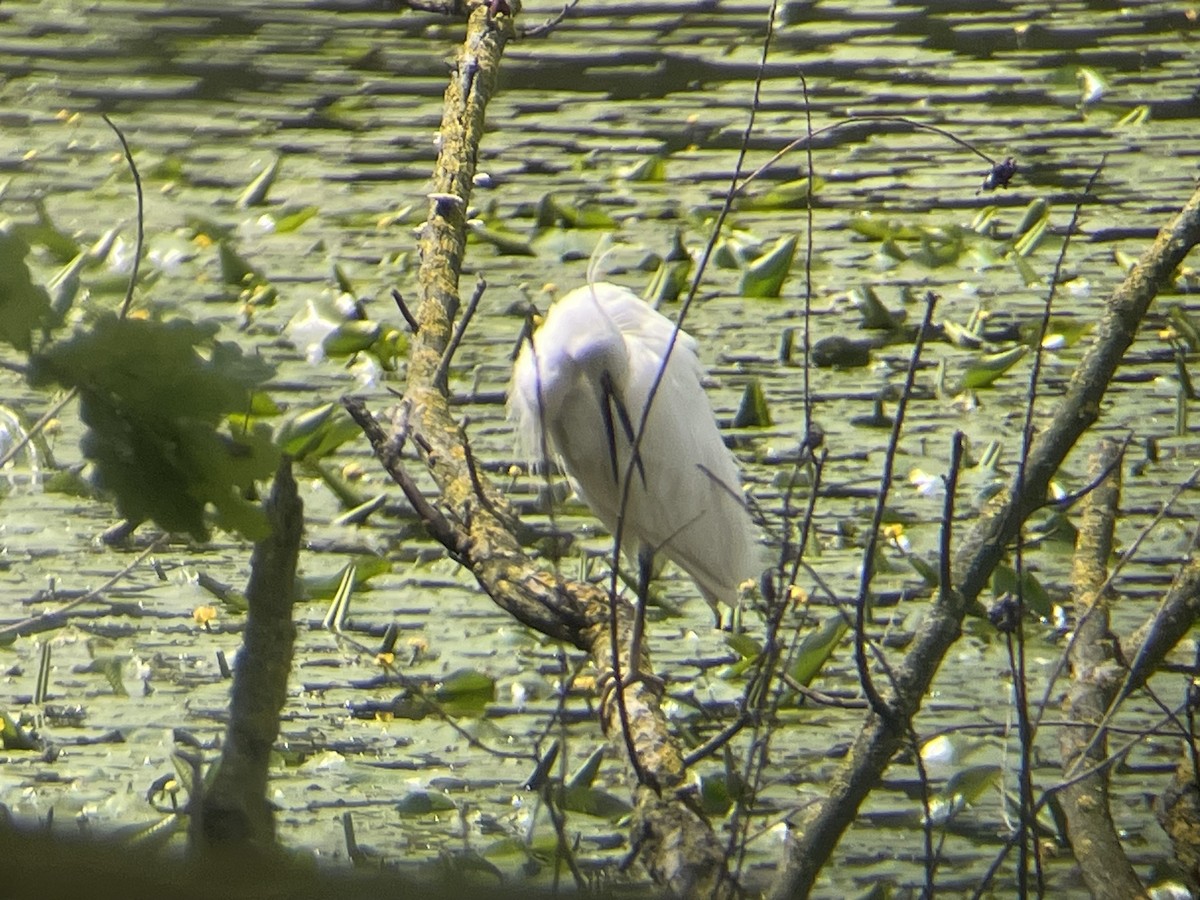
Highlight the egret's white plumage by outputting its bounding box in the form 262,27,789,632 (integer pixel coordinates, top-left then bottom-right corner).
508,281,759,618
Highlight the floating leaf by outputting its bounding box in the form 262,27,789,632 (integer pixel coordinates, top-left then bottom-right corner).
524,741,560,791
237,154,282,208
739,235,796,298
907,554,940,587
0,226,55,352
642,228,692,304
561,785,633,820
617,154,666,182
737,176,822,211
942,318,984,349
468,221,535,256
1011,199,1050,258
991,564,1053,619
910,229,966,268
273,205,318,234
1076,66,1107,106
543,196,617,229
432,668,495,716
855,212,928,241
14,199,80,263
566,746,607,790
926,764,1003,826
787,613,847,687
276,402,362,461
732,378,772,428
218,241,264,286
396,791,457,816
322,320,382,357
0,711,42,750
959,344,1028,390
332,262,355,295
851,285,905,330
725,631,762,661
299,555,391,600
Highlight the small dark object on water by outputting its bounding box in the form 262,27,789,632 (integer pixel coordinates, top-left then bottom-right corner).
980,157,1017,192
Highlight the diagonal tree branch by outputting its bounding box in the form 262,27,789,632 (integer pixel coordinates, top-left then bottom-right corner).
768,182,1200,899
349,3,731,894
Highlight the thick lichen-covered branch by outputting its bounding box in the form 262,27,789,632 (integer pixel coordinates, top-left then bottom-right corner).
769,182,1200,900
349,3,731,894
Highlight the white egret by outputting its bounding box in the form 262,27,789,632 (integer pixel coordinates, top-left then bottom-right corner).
508,281,760,626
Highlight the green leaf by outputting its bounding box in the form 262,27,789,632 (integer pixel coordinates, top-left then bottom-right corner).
15,199,80,263
560,784,633,820
737,176,821,211
273,205,318,234
396,791,457,816
299,555,391,600
739,235,797,298
1012,199,1050,257
959,345,1028,390
642,230,692,304
907,554,940,587
851,285,905,330
926,764,1002,826
237,154,282,208
849,211,921,241
566,745,607,790
725,631,762,661
0,226,54,351
991,565,1053,619
31,315,280,540
432,669,495,716
617,154,666,182
332,263,355,296
545,197,618,229
276,403,362,461
468,221,535,256
322,320,382,357
218,241,264,286
787,613,847,687
0,711,41,749
732,378,772,428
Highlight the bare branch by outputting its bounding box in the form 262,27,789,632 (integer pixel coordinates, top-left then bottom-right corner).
768,181,1200,900
1058,439,1148,900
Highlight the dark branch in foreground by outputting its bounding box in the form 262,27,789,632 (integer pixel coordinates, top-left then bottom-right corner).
191,458,302,853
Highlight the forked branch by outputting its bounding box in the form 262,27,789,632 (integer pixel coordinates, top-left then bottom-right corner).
346,2,731,894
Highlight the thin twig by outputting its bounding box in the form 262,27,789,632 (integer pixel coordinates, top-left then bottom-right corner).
434,274,486,389
0,537,165,642
522,0,578,37
391,289,420,334
739,115,999,198
101,114,144,320
852,292,938,720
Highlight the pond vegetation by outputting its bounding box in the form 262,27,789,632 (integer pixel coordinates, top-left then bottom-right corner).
2,1,1200,897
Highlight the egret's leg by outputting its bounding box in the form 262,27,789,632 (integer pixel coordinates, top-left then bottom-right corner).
598,545,663,728
628,545,655,677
